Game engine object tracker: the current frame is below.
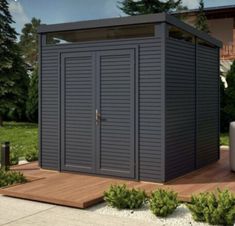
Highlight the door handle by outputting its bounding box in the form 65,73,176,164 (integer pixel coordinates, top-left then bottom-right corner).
96,109,101,125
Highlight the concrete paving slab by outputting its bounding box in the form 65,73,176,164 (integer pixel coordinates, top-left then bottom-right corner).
2,205,157,226
0,195,55,225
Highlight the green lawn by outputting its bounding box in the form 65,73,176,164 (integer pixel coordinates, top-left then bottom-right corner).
0,122,38,164
220,133,229,146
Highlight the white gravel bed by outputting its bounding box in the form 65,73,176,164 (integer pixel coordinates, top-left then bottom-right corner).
90,203,211,226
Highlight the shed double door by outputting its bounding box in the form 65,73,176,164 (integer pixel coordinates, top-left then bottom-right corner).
61,49,135,178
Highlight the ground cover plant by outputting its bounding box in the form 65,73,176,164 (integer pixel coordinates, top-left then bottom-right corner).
104,184,147,209
0,169,27,187
0,122,38,164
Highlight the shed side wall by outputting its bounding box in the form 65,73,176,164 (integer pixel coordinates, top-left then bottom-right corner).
165,38,220,180
165,39,196,181
196,45,219,167
40,37,163,182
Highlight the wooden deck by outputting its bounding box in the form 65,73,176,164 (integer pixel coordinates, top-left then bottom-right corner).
0,149,234,208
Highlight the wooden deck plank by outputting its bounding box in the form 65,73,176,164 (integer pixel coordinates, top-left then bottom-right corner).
0,150,235,208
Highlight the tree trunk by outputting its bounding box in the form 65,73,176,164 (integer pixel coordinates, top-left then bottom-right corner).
0,115,3,127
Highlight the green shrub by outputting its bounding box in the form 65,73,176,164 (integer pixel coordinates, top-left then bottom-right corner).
25,148,38,162
187,189,235,225
220,133,229,146
104,184,147,209
149,189,179,217
0,169,27,187
10,150,19,165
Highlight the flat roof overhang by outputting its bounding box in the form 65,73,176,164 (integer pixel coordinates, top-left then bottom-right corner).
38,13,222,47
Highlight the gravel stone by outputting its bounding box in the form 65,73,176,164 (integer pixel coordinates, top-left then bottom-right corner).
90,203,211,226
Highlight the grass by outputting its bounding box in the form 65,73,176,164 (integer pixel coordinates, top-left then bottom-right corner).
0,122,38,164
220,133,229,146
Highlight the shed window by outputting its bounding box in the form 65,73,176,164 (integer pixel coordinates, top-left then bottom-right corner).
168,25,194,43
46,24,155,44
197,38,216,48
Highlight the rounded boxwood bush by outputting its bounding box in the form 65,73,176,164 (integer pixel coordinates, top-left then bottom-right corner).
149,189,179,217
104,184,147,209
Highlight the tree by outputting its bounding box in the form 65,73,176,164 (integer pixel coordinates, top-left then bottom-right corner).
221,61,235,132
19,18,41,122
19,18,41,67
195,0,209,33
5,46,29,122
26,66,38,122
0,0,28,126
118,0,184,15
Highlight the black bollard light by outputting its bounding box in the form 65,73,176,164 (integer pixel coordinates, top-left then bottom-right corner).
1,142,10,170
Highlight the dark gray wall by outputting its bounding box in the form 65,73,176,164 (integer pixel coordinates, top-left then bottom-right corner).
196,45,219,168
165,38,219,181
40,37,163,181
165,39,196,181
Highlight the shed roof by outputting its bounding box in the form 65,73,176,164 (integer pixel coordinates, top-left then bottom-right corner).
38,13,222,47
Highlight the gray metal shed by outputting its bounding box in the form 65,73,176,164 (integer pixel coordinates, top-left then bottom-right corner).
38,13,222,182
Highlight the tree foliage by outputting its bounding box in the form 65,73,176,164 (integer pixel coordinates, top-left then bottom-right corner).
4,47,29,121
221,61,235,132
0,0,29,126
118,0,185,15
195,0,209,33
19,18,41,122
0,0,17,68
19,18,41,67
26,66,38,122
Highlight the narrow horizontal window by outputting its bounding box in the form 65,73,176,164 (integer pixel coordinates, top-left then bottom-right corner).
197,38,216,48
46,24,155,45
168,25,194,43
